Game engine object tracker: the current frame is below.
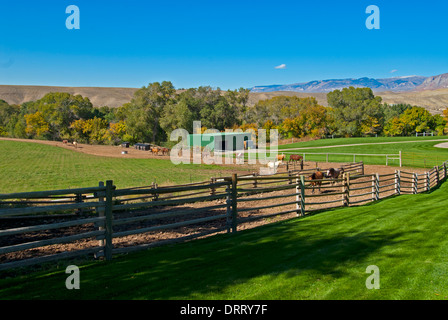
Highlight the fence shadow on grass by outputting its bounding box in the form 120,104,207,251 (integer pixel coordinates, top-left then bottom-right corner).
64,225,413,300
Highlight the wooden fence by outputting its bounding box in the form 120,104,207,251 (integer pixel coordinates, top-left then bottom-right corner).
1,161,447,271
276,150,402,167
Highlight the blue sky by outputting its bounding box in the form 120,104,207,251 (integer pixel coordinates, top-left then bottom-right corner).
0,0,447,90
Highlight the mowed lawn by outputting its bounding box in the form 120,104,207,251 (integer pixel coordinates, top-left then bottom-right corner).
278,136,448,167
1,180,448,300
0,140,241,193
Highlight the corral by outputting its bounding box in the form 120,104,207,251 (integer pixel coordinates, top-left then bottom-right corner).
1,159,445,271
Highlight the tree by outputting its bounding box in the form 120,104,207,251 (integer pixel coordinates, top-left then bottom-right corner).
127,81,176,143
70,117,109,144
443,108,448,134
225,88,250,123
249,96,320,126
24,112,50,138
21,92,95,140
159,99,195,136
0,100,20,137
327,87,384,136
383,106,446,136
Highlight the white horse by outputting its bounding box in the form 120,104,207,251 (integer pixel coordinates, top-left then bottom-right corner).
267,160,282,169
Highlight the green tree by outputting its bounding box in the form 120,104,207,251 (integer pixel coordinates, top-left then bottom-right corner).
327,87,384,136
126,81,176,143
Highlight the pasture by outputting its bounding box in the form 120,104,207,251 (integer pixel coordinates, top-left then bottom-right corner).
1,179,448,300
277,136,448,168
0,140,255,193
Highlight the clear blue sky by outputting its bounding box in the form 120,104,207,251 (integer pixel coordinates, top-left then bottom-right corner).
0,0,447,90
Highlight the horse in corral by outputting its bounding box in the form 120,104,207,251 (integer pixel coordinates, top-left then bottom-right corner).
309,171,324,194
277,154,285,161
73,141,78,149
62,140,68,145
151,147,160,155
289,154,303,163
326,168,344,185
161,147,170,156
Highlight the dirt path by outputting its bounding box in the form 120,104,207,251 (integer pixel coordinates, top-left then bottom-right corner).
435,142,448,149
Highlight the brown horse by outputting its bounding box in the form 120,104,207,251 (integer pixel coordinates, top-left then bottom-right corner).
161,147,170,156
289,154,303,163
309,171,324,194
151,147,160,155
326,168,344,185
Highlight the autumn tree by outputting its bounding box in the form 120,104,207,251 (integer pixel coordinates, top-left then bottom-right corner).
383,106,446,136
24,112,50,138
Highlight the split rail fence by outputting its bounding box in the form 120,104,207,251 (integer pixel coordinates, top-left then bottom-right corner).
0,161,447,271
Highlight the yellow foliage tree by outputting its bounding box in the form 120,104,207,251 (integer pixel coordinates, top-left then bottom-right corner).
24,112,50,138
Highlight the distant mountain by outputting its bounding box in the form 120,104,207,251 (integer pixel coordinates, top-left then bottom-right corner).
251,75,428,93
416,73,448,90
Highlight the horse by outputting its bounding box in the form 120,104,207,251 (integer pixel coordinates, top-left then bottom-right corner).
161,147,170,156
151,147,160,155
289,154,303,163
62,140,68,145
309,171,324,194
277,154,285,161
326,168,344,185
73,141,78,149
267,160,282,169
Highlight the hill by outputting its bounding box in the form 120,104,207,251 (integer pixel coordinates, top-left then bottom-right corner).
0,85,138,108
0,84,447,114
0,84,330,108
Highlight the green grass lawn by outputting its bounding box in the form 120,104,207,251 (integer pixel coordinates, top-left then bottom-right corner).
277,136,448,167
0,140,244,193
2,180,448,300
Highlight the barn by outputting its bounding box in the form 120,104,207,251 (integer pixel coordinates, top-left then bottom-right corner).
188,132,254,152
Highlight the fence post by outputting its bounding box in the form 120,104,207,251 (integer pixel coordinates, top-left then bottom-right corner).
75,193,84,215
426,172,430,192
104,180,114,261
342,173,350,207
226,180,232,233
231,174,238,233
210,177,216,196
395,170,401,195
444,162,447,180
295,174,300,216
371,175,376,201
95,181,105,259
412,173,418,194
300,175,306,216
252,172,258,189
375,173,380,201
435,166,440,186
